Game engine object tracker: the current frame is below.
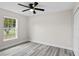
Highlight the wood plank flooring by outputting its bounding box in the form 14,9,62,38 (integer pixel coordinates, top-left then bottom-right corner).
0,42,75,56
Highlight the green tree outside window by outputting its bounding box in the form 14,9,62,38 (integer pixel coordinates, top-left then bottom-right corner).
4,18,16,39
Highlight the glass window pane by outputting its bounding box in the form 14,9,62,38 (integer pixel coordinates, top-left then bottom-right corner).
3,18,17,41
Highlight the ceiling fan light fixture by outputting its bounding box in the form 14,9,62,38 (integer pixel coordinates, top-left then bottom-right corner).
30,9,33,11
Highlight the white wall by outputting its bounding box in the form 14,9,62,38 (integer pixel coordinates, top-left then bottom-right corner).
0,8,29,50
29,10,73,50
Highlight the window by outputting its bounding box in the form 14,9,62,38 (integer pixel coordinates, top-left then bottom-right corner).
3,17,17,41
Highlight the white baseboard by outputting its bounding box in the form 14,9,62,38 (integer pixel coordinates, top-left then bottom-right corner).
31,40,73,50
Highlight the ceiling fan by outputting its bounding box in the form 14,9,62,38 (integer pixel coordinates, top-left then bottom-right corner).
18,2,45,14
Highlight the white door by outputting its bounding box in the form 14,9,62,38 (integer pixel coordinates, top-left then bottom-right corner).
74,8,79,56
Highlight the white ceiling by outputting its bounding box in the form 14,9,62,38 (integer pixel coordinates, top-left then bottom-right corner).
0,2,75,16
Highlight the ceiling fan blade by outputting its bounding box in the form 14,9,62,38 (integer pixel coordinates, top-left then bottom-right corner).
18,3,29,8
34,2,38,7
22,9,30,12
35,8,44,11
33,10,36,14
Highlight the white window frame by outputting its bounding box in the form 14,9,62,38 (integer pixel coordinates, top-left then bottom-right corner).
3,16,18,41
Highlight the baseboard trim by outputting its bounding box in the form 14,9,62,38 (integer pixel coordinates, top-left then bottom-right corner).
31,40,73,50
0,41,30,51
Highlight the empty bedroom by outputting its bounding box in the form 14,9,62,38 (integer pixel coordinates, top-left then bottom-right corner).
0,2,79,56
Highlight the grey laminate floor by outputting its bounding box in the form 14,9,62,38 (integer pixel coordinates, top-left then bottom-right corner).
0,42,74,56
